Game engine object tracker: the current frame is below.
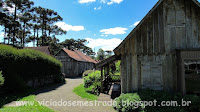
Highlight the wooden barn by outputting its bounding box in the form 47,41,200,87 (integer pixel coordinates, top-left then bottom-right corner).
55,48,97,77
98,0,200,94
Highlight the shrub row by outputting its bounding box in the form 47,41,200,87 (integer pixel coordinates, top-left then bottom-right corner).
113,93,145,112
113,90,200,112
0,71,4,86
0,45,63,91
84,71,101,95
82,70,99,77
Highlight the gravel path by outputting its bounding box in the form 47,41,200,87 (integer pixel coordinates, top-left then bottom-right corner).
36,78,116,112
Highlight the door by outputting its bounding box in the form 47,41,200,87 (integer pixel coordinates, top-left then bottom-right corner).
141,61,163,90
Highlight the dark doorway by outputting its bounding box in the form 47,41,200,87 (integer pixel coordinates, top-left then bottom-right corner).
184,61,200,95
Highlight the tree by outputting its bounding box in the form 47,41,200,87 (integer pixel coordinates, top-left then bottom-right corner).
105,50,113,58
34,6,65,46
97,48,105,60
3,0,34,46
0,0,66,48
61,39,95,56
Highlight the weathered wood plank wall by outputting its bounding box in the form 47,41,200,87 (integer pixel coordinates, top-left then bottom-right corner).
56,50,95,77
118,0,200,93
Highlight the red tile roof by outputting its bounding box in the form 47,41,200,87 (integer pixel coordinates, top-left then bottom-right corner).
62,48,97,63
24,46,51,55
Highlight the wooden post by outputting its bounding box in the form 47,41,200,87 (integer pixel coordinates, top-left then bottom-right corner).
101,67,104,93
106,64,109,77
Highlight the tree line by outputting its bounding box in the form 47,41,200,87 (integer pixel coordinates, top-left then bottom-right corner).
0,0,66,47
0,0,97,56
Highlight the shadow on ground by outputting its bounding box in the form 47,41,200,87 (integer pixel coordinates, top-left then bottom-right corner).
0,81,66,108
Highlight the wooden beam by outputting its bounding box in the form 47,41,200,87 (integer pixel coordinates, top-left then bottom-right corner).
96,55,118,68
101,67,104,93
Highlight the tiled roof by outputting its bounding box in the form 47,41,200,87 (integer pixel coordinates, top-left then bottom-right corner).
24,46,51,55
62,48,97,63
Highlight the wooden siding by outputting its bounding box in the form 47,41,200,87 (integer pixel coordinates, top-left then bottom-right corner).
55,50,95,77
118,0,200,93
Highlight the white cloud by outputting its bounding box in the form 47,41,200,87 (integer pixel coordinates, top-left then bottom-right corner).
111,0,123,4
107,0,123,5
101,35,104,36
78,0,96,3
130,21,140,27
100,27,128,35
55,22,84,32
3,3,15,13
100,0,107,3
94,6,101,10
100,0,123,5
107,2,113,5
86,38,122,51
0,32,4,37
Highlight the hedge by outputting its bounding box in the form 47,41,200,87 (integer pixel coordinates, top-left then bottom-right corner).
84,71,101,95
0,45,63,91
113,90,200,112
0,71,4,86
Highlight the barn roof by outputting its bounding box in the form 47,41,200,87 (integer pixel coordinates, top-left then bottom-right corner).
24,46,51,55
62,48,97,63
114,0,200,53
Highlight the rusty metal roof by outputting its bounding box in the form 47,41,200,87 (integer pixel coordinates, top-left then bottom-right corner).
63,48,97,63
24,46,51,55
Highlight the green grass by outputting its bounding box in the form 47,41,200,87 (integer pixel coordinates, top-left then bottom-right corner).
0,95,54,112
73,84,98,101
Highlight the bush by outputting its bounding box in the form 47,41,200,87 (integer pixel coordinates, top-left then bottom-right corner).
0,45,62,91
114,90,200,112
137,90,182,112
84,71,101,95
113,93,145,112
82,70,98,77
183,95,200,112
0,71,4,86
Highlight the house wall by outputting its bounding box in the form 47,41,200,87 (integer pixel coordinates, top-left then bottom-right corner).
118,0,200,93
55,50,95,77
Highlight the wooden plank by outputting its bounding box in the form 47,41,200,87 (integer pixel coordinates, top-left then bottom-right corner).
121,54,127,93
141,62,151,89
164,0,176,53
153,10,159,55
158,3,165,54
151,61,163,90
132,34,136,55
176,27,186,49
136,28,142,54
198,7,200,46
131,55,138,91
142,21,147,55
137,59,142,89
130,37,133,55
166,6,176,26
185,0,192,48
126,54,131,92
175,0,185,26
147,15,153,55
191,4,199,48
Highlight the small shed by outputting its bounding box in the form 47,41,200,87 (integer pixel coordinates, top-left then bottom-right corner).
98,0,200,95
55,48,97,77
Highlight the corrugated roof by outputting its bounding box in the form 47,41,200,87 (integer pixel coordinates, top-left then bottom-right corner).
62,48,97,63
24,46,51,55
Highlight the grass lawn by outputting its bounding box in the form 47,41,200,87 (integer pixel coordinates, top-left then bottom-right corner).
73,84,98,101
0,95,54,112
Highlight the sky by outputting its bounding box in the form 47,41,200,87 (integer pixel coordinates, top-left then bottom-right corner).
0,0,167,52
